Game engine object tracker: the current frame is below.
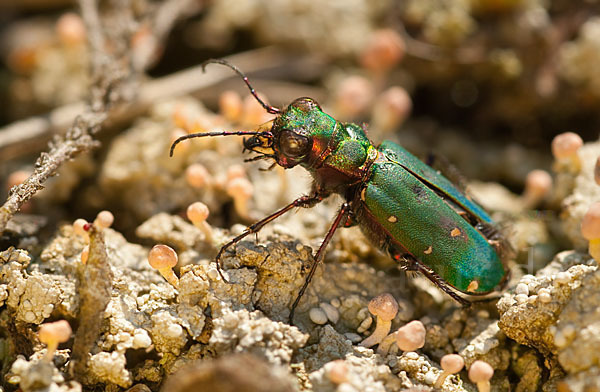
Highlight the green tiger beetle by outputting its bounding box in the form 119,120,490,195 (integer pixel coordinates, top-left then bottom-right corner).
171,59,510,323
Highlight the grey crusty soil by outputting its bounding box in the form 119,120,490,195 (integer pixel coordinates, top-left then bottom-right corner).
2,94,600,391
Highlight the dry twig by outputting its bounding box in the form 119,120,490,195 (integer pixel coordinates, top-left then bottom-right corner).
0,49,324,161
0,0,197,234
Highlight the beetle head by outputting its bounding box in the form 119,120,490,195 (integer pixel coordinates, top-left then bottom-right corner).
170,60,334,170
242,97,325,168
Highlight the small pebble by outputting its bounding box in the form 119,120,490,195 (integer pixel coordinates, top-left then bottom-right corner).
344,333,363,343
404,351,420,360
538,288,552,303
521,275,535,284
424,370,437,385
357,307,370,320
309,307,328,325
473,342,486,355
132,330,152,349
357,315,373,333
527,281,539,292
207,267,219,280
326,360,349,384
476,310,490,319
137,294,149,307
42,304,54,317
337,384,356,392
515,283,529,296
24,311,36,323
166,323,183,338
554,331,567,348
555,271,571,285
17,251,31,263
319,302,340,324
515,294,529,304
562,323,576,338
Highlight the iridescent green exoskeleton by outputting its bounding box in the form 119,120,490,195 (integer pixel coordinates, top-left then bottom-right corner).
171,59,509,322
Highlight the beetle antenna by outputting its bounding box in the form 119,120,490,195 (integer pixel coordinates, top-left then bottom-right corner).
170,130,261,157
202,59,282,115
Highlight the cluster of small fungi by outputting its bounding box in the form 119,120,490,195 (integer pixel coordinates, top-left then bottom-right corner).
318,292,494,391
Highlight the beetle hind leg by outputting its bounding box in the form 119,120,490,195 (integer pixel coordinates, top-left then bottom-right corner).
416,262,471,306
388,249,420,272
395,252,471,306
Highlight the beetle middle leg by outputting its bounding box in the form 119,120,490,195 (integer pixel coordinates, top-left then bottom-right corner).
289,202,352,324
214,192,326,282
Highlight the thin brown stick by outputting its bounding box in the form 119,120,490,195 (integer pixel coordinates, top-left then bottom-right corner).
0,0,199,234
0,48,323,161
0,0,115,234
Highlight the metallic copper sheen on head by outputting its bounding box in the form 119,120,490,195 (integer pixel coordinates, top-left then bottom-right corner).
288,97,322,113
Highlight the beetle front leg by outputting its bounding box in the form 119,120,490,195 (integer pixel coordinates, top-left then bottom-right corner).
289,202,352,324
214,192,327,282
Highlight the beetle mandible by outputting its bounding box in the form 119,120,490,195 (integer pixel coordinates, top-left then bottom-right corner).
170,59,509,323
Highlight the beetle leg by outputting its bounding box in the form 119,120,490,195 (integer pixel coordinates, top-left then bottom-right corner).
343,208,358,227
410,258,471,306
215,192,327,282
388,248,420,271
289,202,352,324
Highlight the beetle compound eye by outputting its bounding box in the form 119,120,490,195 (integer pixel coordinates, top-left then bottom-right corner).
279,130,311,158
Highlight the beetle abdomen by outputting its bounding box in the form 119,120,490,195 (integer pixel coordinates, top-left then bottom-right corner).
354,147,506,294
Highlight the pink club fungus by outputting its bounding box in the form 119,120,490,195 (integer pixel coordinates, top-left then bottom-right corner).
396,320,426,352
334,76,375,119
242,93,273,126
551,132,583,172
6,170,30,190
468,360,494,392
360,293,398,348
73,218,90,242
56,12,86,47
187,202,213,243
94,210,114,230
185,163,211,189
594,157,600,186
6,170,33,213
219,90,243,123
148,244,179,288
80,246,89,264
581,201,600,261
522,169,552,208
434,354,465,388
39,320,72,361
326,360,349,384
226,165,246,182
372,86,412,133
359,29,405,73
226,177,254,220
